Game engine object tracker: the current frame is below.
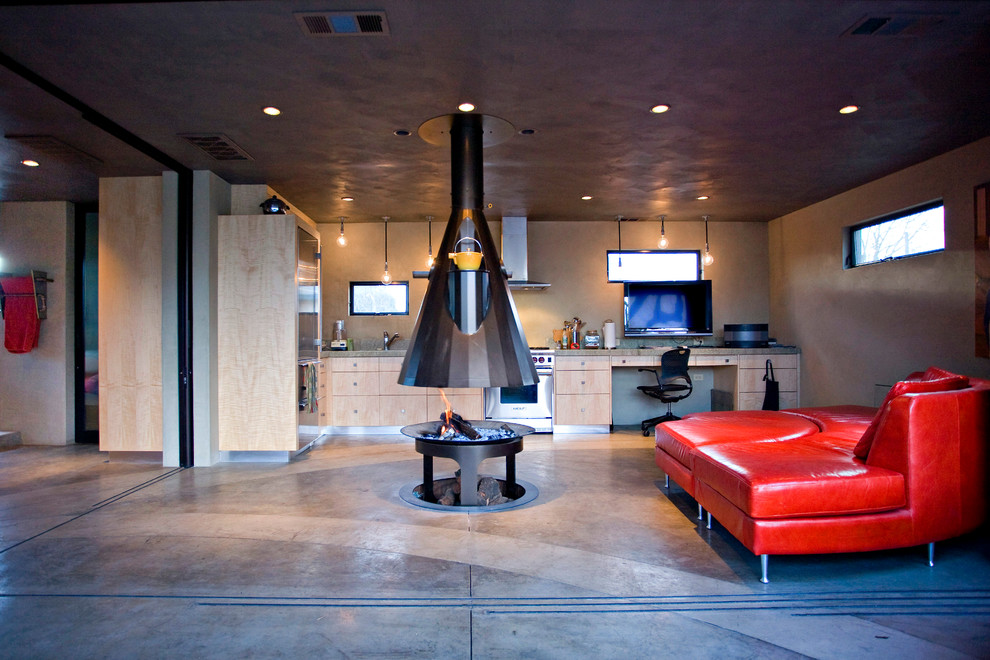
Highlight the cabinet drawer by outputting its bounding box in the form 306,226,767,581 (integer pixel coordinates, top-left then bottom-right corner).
738,354,798,370
428,393,483,421
611,355,657,368
555,355,611,371
555,369,610,394
332,371,379,396
379,372,423,396
690,355,738,367
332,396,380,426
380,395,429,425
378,356,405,372
555,394,611,425
330,357,379,372
738,391,799,411
738,367,798,393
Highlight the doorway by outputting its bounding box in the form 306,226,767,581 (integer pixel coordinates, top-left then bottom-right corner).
74,203,98,444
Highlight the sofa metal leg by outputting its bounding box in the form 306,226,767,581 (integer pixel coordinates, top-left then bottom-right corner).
706,511,712,529
928,542,935,567
760,555,769,584
698,503,703,521
665,474,669,489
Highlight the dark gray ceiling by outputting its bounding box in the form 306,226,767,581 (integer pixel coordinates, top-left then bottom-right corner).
1,1,989,224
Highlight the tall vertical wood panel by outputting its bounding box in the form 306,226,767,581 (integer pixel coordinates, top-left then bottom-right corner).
217,215,297,451
98,177,164,452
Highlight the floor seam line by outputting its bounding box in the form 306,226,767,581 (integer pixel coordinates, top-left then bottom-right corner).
0,467,186,555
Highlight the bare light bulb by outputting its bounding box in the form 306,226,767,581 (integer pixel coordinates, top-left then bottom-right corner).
426,253,435,268
658,234,669,249
336,232,347,247
703,250,714,266
381,267,392,285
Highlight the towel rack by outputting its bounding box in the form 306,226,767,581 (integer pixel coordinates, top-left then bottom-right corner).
0,270,53,320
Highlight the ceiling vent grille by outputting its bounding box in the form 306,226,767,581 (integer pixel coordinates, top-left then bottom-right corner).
842,13,945,37
179,134,252,161
4,134,102,164
294,11,389,37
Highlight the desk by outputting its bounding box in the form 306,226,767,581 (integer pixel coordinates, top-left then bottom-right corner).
553,347,800,433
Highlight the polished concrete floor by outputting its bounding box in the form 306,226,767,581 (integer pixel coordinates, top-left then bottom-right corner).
1,430,989,659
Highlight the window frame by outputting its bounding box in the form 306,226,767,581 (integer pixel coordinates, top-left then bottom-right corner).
844,199,945,269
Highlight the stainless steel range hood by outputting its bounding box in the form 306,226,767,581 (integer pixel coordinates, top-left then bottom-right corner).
502,216,551,290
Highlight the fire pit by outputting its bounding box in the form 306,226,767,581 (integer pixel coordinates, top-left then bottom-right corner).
400,419,536,509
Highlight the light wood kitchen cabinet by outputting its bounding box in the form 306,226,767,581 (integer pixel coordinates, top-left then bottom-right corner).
428,391,483,421
326,355,482,427
736,353,800,410
379,357,428,425
554,355,611,426
333,395,381,426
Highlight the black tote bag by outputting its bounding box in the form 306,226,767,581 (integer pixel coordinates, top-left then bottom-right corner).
762,359,780,411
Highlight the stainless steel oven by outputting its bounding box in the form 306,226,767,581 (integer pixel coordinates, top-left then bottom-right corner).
484,349,554,433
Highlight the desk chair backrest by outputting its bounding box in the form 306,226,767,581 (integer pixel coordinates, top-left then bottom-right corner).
660,347,691,385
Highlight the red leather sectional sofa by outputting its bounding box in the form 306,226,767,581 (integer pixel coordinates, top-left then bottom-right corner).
654,367,989,582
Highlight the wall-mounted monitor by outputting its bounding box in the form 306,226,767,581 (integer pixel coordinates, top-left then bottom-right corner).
623,280,713,337
606,250,701,282
349,281,409,316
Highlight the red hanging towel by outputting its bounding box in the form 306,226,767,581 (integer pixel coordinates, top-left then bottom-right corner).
0,276,41,354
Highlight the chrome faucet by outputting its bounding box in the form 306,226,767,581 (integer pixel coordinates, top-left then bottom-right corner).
383,331,399,350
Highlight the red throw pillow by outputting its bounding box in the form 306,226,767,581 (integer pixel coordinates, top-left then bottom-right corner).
853,373,970,459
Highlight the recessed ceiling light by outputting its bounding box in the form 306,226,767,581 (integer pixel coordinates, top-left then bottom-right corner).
581,195,593,201
839,105,859,114
458,102,475,112
393,129,411,136
650,104,670,114
262,106,281,116
341,196,354,202
697,195,710,200
21,159,39,167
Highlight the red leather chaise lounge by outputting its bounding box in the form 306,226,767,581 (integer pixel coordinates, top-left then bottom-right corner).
654,367,989,582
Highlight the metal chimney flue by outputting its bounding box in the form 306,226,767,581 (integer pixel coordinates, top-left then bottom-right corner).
399,113,537,389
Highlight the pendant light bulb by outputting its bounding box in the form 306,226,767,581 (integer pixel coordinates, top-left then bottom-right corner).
657,215,669,249
336,216,347,247
381,216,391,284
425,215,435,268
702,215,714,266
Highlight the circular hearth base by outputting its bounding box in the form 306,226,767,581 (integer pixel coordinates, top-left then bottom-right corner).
399,477,539,513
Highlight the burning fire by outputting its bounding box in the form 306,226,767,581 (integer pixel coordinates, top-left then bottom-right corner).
438,388,453,435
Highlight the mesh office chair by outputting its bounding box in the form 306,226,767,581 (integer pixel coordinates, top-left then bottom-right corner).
637,347,692,436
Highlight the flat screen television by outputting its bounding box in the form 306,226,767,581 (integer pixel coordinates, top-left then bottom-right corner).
623,280,713,337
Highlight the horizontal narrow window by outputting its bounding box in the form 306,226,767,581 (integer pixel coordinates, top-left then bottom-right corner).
847,201,944,268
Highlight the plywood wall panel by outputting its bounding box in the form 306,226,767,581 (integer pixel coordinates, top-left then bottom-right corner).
98,177,163,452
217,215,297,451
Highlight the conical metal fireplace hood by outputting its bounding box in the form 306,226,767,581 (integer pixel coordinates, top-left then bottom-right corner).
399,113,537,389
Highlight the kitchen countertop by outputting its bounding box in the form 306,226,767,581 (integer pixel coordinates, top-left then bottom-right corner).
322,346,800,358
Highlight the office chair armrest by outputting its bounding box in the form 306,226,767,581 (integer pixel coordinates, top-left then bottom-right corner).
639,368,661,386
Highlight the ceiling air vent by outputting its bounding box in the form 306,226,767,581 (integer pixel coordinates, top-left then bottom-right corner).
179,134,252,161
842,13,945,37
294,11,389,37
4,134,102,165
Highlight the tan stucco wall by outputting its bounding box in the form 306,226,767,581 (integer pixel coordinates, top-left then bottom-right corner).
0,201,75,445
318,217,770,350
769,136,990,407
